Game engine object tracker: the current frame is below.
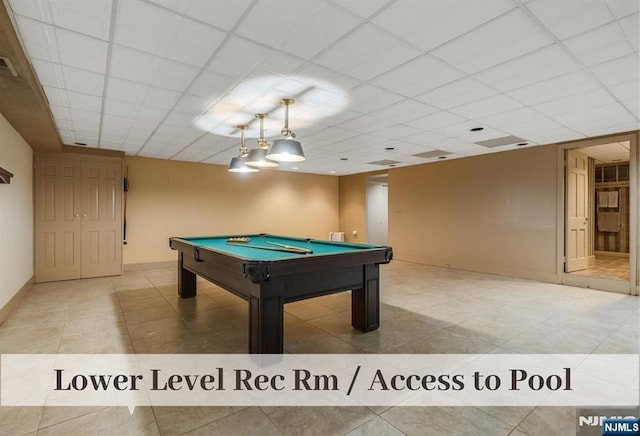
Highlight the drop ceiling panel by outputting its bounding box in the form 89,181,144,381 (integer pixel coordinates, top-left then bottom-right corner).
555,102,636,134
295,62,360,91
533,88,616,117
206,37,270,77
431,10,553,74
66,91,103,112
102,113,135,130
619,13,639,50
591,53,640,86
477,107,549,131
55,28,108,73
372,0,515,52
314,23,423,81
405,111,467,131
525,0,615,40
347,84,403,113
607,0,639,18
61,65,105,96
372,54,464,97
476,45,581,92
13,16,59,63
256,51,306,76
236,0,326,48
370,99,439,125
42,86,68,107
414,78,497,110
115,0,226,67
609,80,640,117
30,58,64,88
6,0,53,23
277,4,361,60
563,22,635,66
8,0,113,39
186,70,237,100
5,0,639,175
507,71,601,106
148,0,252,31
449,94,523,119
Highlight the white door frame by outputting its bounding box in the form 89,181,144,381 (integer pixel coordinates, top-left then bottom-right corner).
556,131,639,295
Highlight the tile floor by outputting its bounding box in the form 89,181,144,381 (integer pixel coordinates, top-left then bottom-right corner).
570,254,630,281
0,261,638,435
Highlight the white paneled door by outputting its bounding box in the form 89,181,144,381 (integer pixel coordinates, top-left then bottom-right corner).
35,155,122,282
34,158,83,281
566,150,589,272
81,161,122,278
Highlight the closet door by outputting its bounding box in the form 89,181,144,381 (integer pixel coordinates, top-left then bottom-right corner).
34,159,82,282
81,161,122,278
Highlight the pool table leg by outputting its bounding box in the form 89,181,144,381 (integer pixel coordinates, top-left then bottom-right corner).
249,291,284,354
177,252,196,298
352,263,380,332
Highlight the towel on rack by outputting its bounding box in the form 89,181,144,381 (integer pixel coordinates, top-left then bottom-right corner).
608,190,619,208
598,191,609,207
597,212,620,232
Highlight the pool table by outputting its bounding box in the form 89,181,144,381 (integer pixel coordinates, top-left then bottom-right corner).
169,234,393,354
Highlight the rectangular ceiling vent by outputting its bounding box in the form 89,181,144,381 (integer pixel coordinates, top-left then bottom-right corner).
413,150,452,159
474,135,526,148
368,159,401,166
0,56,18,77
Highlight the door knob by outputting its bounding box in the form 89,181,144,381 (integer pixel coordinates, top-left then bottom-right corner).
74,214,79,217
82,214,87,217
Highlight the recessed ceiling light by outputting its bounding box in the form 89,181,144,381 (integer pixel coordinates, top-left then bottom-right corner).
330,171,336,174
292,167,298,170
517,142,528,146
340,157,348,161
74,142,87,146
438,156,447,159
388,164,396,167
470,127,484,132
385,147,395,150
612,159,623,162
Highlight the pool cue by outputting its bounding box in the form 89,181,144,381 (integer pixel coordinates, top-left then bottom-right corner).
226,242,312,254
123,167,128,245
264,240,313,254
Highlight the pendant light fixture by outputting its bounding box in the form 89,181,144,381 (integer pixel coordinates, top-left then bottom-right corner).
245,113,279,168
266,98,305,162
228,125,258,173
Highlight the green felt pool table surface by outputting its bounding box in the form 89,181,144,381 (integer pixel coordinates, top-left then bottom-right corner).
176,234,382,261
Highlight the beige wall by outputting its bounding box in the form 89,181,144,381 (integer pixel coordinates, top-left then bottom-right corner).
388,145,560,281
0,113,33,308
123,157,339,265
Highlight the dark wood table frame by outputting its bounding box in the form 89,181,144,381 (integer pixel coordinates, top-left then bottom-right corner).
170,237,393,354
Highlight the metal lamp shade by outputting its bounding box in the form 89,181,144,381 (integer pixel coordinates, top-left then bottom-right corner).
245,148,279,168
266,138,306,162
228,156,258,172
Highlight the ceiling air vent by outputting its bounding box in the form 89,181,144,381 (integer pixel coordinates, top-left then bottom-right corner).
368,159,401,166
0,56,18,77
474,135,526,148
413,150,452,159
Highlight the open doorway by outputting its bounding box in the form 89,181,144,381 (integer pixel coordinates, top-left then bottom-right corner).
565,141,631,285
366,174,388,245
